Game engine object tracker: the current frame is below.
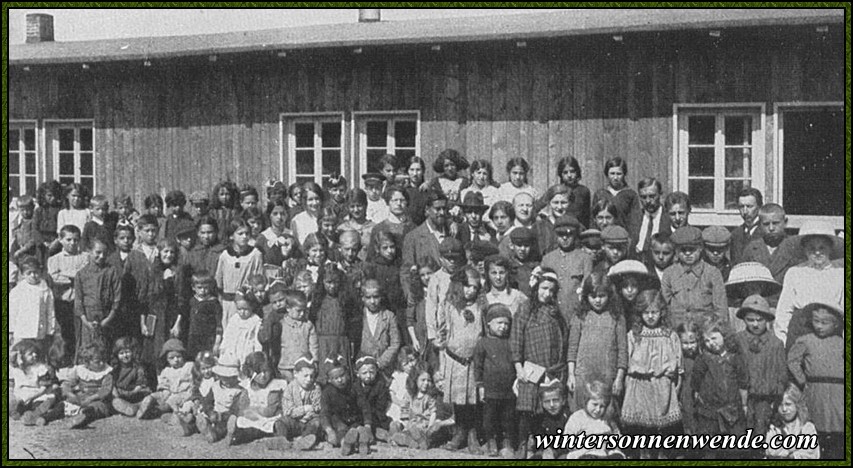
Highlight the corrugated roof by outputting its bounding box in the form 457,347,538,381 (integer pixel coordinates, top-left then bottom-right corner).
10,8,843,65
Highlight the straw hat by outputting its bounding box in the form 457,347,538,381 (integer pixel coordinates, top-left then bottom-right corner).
801,301,844,322
798,220,837,247
213,355,240,378
725,262,782,298
607,260,659,289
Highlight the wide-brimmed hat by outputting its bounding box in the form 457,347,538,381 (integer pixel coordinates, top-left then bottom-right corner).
432,149,469,173
213,355,240,377
607,260,659,289
159,338,186,358
798,220,837,247
725,262,782,298
736,294,774,320
458,191,489,212
801,301,844,322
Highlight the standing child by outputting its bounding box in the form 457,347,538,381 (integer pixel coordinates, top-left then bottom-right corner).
702,226,732,281
113,193,140,231
218,290,263,372
186,217,224,280
314,265,351,371
137,338,195,421
34,181,64,256
439,267,486,454
227,352,290,446
10,195,43,264
210,181,239,243
110,337,151,417
406,259,438,366
186,272,223,358
541,215,591,323
188,191,211,222
272,289,319,382
320,358,371,456
354,280,401,376
473,304,516,459
534,383,571,460
10,339,62,426
107,224,152,344
390,361,452,450
563,380,625,459
9,256,56,352
143,194,166,240
675,320,701,435
363,173,390,224
427,149,470,203
272,356,322,451
241,207,266,247
74,239,122,362
423,238,467,369
82,195,115,252
216,219,264,329
162,190,194,241
725,262,782,334
142,238,187,368
337,189,375,260
361,230,406,337
787,303,844,460
498,157,538,204
61,342,114,429
134,214,161,264
56,183,91,242
607,260,658,332
620,290,683,460
765,385,820,459
506,227,538,297
645,232,675,282
482,255,528,318
594,225,630,274
352,356,391,451
255,199,292,266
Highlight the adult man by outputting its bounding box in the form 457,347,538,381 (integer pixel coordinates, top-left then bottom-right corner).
634,177,671,255
741,204,804,293
730,187,763,265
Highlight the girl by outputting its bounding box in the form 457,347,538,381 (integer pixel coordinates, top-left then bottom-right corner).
511,268,567,459
459,159,500,211
591,198,620,232
440,267,487,454
336,188,375,260
143,193,166,241
61,342,114,429
10,339,62,426
765,385,820,459
210,180,239,243
591,157,641,238
137,339,195,421
361,230,406,334
391,361,452,450
215,219,264,329
537,157,591,230
240,207,266,247
314,264,350,374
282,233,328,289
111,336,151,417
483,254,528,317
320,358,371,456
607,259,659,332
406,259,437,362
218,290,263,372
387,346,417,430
426,149,470,203
620,290,683,460
317,206,340,253
564,380,625,459
35,180,64,255
676,320,701,435
787,302,843,460
237,185,260,215
498,157,538,204
229,351,289,445
143,238,188,371
290,181,324,246
403,156,429,226
186,272,223,359
567,271,627,413
365,186,415,262
56,183,91,238
285,182,304,221
488,201,515,242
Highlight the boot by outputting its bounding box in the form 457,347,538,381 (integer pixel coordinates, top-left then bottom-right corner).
357,425,373,455
293,434,317,451
500,438,515,459
486,438,499,457
136,395,155,419
196,413,215,443
467,428,482,455
516,442,528,460
442,426,466,451
391,431,416,448
225,415,239,446
70,408,94,429
341,427,359,456
175,412,196,436
21,411,39,426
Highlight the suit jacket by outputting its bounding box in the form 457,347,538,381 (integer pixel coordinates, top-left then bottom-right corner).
730,222,761,266
400,221,460,304
632,208,673,254
740,236,805,285
352,309,401,371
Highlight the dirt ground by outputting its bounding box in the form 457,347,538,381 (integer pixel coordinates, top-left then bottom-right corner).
7,416,487,461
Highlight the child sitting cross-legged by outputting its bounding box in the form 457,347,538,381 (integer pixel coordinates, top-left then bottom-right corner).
10,339,63,426
267,355,321,451
352,355,392,451
390,360,454,450
225,351,290,447
195,356,246,444
110,337,151,417
61,342,114,429
319,356,372,456
137,339,195,422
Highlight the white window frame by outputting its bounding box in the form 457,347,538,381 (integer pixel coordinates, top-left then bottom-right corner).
44,119,96,195
280,112,346,186
352,111,421,185
672,104,765,227
773,101,844,230
8,120,40,197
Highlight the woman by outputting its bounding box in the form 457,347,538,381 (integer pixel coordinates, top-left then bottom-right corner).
535,157,591,229
365,185,416,262
591,157,641,239
404,156,429,226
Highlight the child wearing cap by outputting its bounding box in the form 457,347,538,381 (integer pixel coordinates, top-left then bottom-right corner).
660,226,728,329
353,355,392,450
473,304,516,458
227,351,291,447
542,215,591,323
194,356,246,444
188,190,210,221
163,190,195,242
724,262,782,334
507,227,538,298
137,338,195,420
362,173,391,225
354,280,401,375
594,225,631,275
731,295,787,440
702,225,732,281
273,355,322,451
579,228,604,265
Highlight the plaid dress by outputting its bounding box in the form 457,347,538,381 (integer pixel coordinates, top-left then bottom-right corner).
510,303,567,412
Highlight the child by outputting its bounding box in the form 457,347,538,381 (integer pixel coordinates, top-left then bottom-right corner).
580,228,604,265
314,265,351,372
595,225,630,275
273,356,322,451
731,295,787,438
765,385,820,459
188,190,210,222
113,193,140,230
363,173,390,224
352,355,391,450
216,219,264,328
725,262,782,334
541,214,591,322
645,232,675,282
236,184,259,214
387,346,417,430
664,191,691,230
354,280,401,375
406,259,437,364
161,190,193,242
110,337,151,417
591,157,641,239
291,182,324,246
535,383,571,460
702,225,732,281
620,290,683,460
210,180,240,242
56,183,91,240
9,256,56,351
489,201,515,242
218,290,263,372
440,267,486,454
274,289,319,381
186,216,226,279
285,182,304,221
142,238,187,368
692,319,748,457
361,229,406,333
10,339,62,426
255,199,292,266
246,273,268,309
423,238,466,363
498,157,538,204
186,272,223,358
143,193,166,240
134,214,161,263
324,173,349,219
137,338,195,420
473,304,516,459
482,254,528,318
787,303,843,460
82,195,114,252
333,230,365,310
34,180,64,255
661,226,728,329
107,224,152,343
459,159,500,213
318,206,341,253
506,227,538,297
195,356,246,444
228,351,290,446
62,342,114,429
337,189,375,260
427,149,470,203
74,239,122,361
10,195,43,264
320,358,372,456
607,259,658,332
564,380,625,459
567,271,627,412
282,232,327,288
676,320,701,435
241,207,266,247
390,361,452,450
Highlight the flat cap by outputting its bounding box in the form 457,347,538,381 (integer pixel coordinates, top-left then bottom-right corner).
554,214,581,232
600,225,630,244
439,237,466,259
702,225,732,247
361,173,385,185
580,229,603,248
509,227,536,245
671,226,703,246
188,190,209,203
469,240,499,262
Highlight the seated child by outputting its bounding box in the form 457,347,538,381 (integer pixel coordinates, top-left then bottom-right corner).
387,347,417,431
564,380,625,459
195,356,246,444
353,355,392,448
110,337,151,417
390,361,453,450
765,384,820,459
10,339,62,426
271,356,322,451
61,342,114,429
137,339,195,420
319,357,372,456
227,351,290,446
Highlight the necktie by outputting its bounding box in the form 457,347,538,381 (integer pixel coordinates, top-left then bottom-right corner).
642,213,654,251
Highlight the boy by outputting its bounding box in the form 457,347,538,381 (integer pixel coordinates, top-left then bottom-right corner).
10,195,43,264
113,194,140,230
186,272,223,358
579,228,603,265
467,240,499,283
363,173,390,224
174,221,196,257
74,239,122,360
188,190,211,221
274,356,321,451
163,190,194,241
246,273,269,309
9,256,56,351
594,225,630,274
664,191,691,230
320,360,371,456
48,225,89,365
645,232,675,282
661,226,728,329
82,195,115,252
262,287,318,381
507,227,538,297
536,383,570,460
324,174,348,218
473,304,516,459
107,224,152,341
134,214,161,263
354,280,401,375
541,215,591,322
702,225,732,281
424,238,466,363
195,357,246,444
138,338,195,420
186,216,224,277
731,295,786,440
335,229,366,309
352,355,392,449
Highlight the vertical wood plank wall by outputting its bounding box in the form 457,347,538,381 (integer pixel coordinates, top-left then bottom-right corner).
8,27,843,208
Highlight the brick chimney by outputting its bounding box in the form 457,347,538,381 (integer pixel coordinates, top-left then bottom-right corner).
358,9,380,23
26,13,54,43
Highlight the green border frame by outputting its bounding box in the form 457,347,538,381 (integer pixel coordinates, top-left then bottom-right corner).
2,2,850,466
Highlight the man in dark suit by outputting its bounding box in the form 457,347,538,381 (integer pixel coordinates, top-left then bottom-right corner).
633,177,672,257
741,204,803,306
730,187,763,265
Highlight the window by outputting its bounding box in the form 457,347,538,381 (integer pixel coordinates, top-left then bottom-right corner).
282,114,344,186
674,106,765,217
8,123,39,197
48,122,95,194
354,112,419,177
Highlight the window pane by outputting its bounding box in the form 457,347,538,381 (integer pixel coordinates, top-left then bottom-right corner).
688,116,714,145
724,148,751,178
782,110,844,216
366,121,387,147
80,152,94,176
59,177,75,187
688,147,714,177
9,129,19,151
81,178,94,194
296,176,314,186
295,123,314,148
724,180,749,210
24,129,36,151
9,152,20,174
296,150,314,175
59,129,75,151
396,149,416,162
366,148,387,174
725,117,751,146
25,152,37,175
59,153,75,176
9,179,20,197
688,179,714,209
321,123,341,148
25,177,37,196
322,150,341,175
79,128,93,151
395,121,416,148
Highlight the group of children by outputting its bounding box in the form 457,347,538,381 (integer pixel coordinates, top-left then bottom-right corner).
8,152,844,459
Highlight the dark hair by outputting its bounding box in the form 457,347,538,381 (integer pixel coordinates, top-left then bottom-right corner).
113,193,133,207
59,224,82,237
137,213,159,229
165,190,186,208
111,336,141,368
556,157,582,182
664,191,691,212
143,193,163,211
405,361,434,398
266,197,288,216
241,207,267,231
469,160,496,187
113,223,136,239
603,157,629,178
225,218,252,240
284,289,308,309
63,183,90,209
79,342,107,365
505,157,530,175
191,270,216,288
241,351,274,380
675,320,702,338
37,180,63,208
484,254,514,292
637,177,662,194
592,199,619,222
395,346,417,373
382,184,409,204
195,215,219,231
631,290,669,338
738,187,764,207
346,188,368,208
211,180,239,210
446,266,482,311
379,153,398,172
489,200,515,222
577,271,617,320
238,185,259,203
301,182,325,207
322,263,344,286
650,232,672,247
17,255,41,273
405,156,427,185
530,267,560,309
17,194,35,208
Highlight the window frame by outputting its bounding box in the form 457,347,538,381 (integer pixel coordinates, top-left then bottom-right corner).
44,119,97,195
352,110,421,185
772,101,844,230
672,103,766,227
279,112,346,186
8,120,40,197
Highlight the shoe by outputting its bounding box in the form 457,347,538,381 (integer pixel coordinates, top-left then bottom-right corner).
391,432,416,448
266,436,293,451
467,428,482,455
136,396,155,420
293,434,316,451
176,412,195,436
375,427,390,442
35,417,48,427
500,438,515,459
225,415,238,446
516,444,528,460
442,427,466,451
69,412,89,429
486,438,499,457
160,412,175,425
112,399,138,417
21,411,38,426
341,427,359,456
358,442,370,455
196,414,215,444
